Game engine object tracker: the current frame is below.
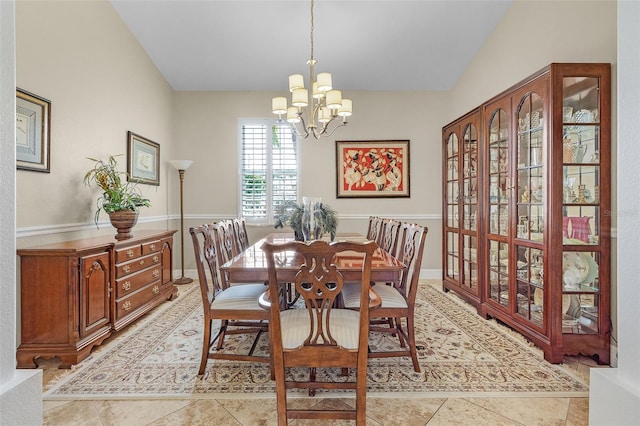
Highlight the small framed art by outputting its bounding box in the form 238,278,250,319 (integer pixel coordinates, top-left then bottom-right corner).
127,131,160,186
336,140,410,198
16,88,51,172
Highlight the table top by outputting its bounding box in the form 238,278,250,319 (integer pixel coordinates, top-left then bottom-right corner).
220,233,404,283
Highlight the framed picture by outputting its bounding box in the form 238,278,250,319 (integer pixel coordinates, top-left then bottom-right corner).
127,131,160,186
16,88,51,172
336,140,410,198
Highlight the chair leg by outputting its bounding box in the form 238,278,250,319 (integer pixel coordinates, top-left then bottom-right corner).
355,363,367,425
407,315,420,373
274,363,288,426
216,320,228,350
199,319,212,376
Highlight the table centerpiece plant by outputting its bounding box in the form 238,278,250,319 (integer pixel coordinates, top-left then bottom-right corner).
274,199,338,241
83,155,151,240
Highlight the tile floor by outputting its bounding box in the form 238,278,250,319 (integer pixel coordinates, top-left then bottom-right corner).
42,355,602,425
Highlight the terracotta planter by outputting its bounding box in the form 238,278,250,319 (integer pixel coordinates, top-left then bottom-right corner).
109,210,139,240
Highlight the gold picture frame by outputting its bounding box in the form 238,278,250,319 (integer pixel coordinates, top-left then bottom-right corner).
16,88,51,172
127,131,160,186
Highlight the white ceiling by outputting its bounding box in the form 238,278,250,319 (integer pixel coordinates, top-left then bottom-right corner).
111,0,512,92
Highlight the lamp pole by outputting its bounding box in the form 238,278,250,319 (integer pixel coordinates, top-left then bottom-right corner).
170,160,194,284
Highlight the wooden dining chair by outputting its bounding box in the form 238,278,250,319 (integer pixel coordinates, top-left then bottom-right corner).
379,218,402,254
343,222,428,372
213,219,243,288
189,224,269,376
366,216,384,243
232,217,250,251
262,239,377,425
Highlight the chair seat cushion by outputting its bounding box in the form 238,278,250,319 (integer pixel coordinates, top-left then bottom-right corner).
280,309,361,350
342,283,407,309
212,283,266,310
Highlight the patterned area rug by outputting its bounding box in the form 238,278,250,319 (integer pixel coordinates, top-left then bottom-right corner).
43,280,588,399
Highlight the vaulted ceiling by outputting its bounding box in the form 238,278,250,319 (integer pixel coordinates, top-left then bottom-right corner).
111,0,512,91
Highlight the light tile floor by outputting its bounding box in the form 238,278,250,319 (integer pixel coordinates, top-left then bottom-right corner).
42,355,602,425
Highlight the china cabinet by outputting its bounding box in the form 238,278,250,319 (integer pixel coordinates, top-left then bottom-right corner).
442,63,611,364
442,108,482,309
17,230,177,368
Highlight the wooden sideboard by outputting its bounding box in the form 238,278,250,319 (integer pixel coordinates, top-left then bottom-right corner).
17,230,178,368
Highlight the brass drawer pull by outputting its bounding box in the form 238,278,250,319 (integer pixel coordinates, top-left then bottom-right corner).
122,300,132,311
139,260,145,266
122,281,131,291
127,249,135,258
153,255,159,263
152,285,160,294
153,269,160,278
149,243,156,251
123,265,131,273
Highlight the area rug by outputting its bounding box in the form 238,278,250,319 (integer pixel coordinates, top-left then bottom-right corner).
43,280,589,400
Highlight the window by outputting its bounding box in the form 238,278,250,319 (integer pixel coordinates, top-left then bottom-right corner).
238,119,299,224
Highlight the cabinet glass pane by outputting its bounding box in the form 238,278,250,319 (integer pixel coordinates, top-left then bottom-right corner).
562,250,600,334
462,235,478,290
447,205,459,228
563,165,600,245
462,124,478,232
488,109,509,237
446,231,459,279
488,240,509,306
563,77,600,123
515,246,544,328
516,92,545,243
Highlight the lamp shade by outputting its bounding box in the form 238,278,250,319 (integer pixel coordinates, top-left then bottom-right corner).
272,97,287,115
325,90,342,109
338,98,352,117
169,160,194,171
316,73,332,92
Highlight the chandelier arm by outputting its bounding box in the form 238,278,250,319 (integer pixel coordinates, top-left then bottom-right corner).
321,119,349,138
295,113,311,139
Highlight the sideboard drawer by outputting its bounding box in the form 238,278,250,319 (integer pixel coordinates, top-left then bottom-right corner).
115,282,162,320
115,252,161,278
142,240,161,255
115,245,142,263
115,265,162,298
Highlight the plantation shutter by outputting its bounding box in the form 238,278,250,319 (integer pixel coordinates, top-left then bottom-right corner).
240,121,298,223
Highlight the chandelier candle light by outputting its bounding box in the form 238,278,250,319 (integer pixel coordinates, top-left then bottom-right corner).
170,159,194,285
272,0,352,139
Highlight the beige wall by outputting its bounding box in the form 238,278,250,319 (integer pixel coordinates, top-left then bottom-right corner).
448,0,617,120
15,1,174,241
171,90,448,272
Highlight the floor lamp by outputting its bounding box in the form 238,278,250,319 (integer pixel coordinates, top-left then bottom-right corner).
170,160,194,284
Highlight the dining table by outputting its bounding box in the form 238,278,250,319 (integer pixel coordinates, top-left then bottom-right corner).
220,232,405,284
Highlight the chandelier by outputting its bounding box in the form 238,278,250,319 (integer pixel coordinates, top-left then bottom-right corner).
271,0,352,139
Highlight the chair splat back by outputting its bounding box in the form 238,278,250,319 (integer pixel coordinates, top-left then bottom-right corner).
233,217,250,252
190,224,221,308
295,250,346,347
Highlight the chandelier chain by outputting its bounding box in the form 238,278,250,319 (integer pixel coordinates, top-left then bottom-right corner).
310,0,315,61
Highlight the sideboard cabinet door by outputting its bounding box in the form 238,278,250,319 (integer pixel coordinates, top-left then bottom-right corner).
78,251,111,339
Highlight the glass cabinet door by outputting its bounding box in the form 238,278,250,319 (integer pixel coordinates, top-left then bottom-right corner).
562,76,602,335
487,108,509,307
445,132,459,281
461,124,478,292
515,90,545,329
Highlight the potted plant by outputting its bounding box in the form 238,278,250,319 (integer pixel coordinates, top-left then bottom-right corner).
274,199,338,241
83,155,151,240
